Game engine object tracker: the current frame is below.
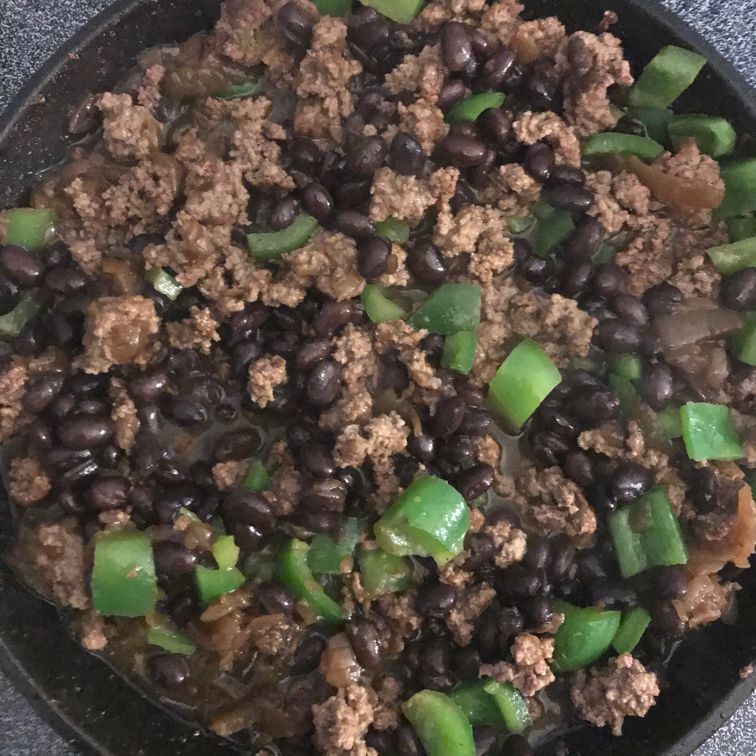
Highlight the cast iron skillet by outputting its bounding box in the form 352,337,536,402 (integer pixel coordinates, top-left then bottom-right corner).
1,0,756,753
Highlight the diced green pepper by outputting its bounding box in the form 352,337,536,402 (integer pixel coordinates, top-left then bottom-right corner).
1,208,56,250
508,215,535,235
442,330,477,375
279,539,344,622
212,535,240,571
146,268,182,301
312,0,352,12
0,295,41,340
242,460,270,492
488,339,561,429
680,402,744,461
247,214,319,261
358,545,412,597
608,372,638,416
582,132,664,162
307,518,362,575
612,354,642,382
732,312,756,366
482,680,532,735
196,565,246,604
609,506,649,578
409,283,481,335
92,530,157,618
375,217,410,244
553,602,622,672
448,681,502,728
625,107,673,146
628,46,706,109
146,623,196,655
402,690,476,756
612,607,651,655
360,0,424,24
361,284,407,323
716,158,756,219
533,207,575,256
668,114,736,157
214,81,264,99
727,216,756,243
707,236,756,275
655,404,683,439
375,475,470,565
446,92,506,124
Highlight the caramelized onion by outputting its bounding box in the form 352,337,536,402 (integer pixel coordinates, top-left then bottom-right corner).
656,307,743,351
319,632,361,689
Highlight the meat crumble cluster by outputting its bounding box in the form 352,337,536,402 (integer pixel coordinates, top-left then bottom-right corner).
2,0,756,754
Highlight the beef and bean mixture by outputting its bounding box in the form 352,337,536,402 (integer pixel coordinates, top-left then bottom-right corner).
2,0,756,753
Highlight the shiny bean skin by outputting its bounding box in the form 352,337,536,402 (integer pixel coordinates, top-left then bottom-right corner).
276,1,313,47
213,428,262,462
523,142,554,183
222,489,275,532
257,582,296,615
302,478,347,512
609,462,653,503
479,46,517,90
335,210,375,240
357,237,391,280
479,106,514,147
439,133,488,168
431,396,467,438
721,267,756,311
611,293,649,327
408,433,435,462
306,359,342,406
437,78,468,111
58,414,114,450
153,542,197,576
87,475,130,511
347,136,387,177
0,245,45,287
592,262,626,297
454,463,495,500
549,166,586,187
593,319,642,353
345,616,383,669
643,282,682,318
295,339,331,371
638,362,674,410
415,582,457,617
22,371,64,414
301,181,334,222
441,22,473,72
314,301,353,337
128,370,169,404
388,133,426,176
407,242,448,284
564,216,604,262
269,196,300,230
545,185,595,214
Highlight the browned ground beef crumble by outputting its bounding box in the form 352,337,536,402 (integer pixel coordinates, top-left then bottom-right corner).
2,0,756,754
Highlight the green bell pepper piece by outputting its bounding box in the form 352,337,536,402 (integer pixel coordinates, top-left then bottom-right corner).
533,206,575,256
448,681,502,727
375,217,410,244
358,545,412,597
146,268,183,301
375,475,470,565
609,506,649,578
196,565,246,604
553,602,622,672
707,236,756,275
92,530,157,618
147,623,196,655
214,81,264,99
727,216,756,243
582,132,664,162
732,312,756,366
409,283,481,335
488,339,561,429
612,607,651,655
242,460,270,492
508,215,535,235
1,208,56,250
247,214,319,261
0,295,41,340
279,539,344,622
307,518,362,575
608,372,638,416
446,92,506,124
716,158,756,219
212,535,240,571
361,284,407,323
360,0,424,24
628,46,706,109
612,354,642,382
680,402,744,461
402,690,476,756
482,680,532,734
668,114,736,157
625,106,673,146
655,404,683,439
442,330,477,375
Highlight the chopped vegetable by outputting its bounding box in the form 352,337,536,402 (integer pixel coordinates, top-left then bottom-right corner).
242,461,270,492
680,402,744,461
612,354,642,382
92,530,157,617
214,81,264,99
375,475,470,565
612,607,651,654
716,158,756,219
655,404,683,438
1,207,56,250
628,46,706,109
196,565,246,604
147,623,196,655
553,602,622,672
212,535,240,571
668,114,737,157
408,283,481,334
375,217,410,244
402,690,476,756
448,681,502,727
533,206,575,256
0,295,41,340
307,518,362,575
608,373,637,416
487,339,561,429
508,215,535,234
247,214,319,261
358,546,413,597
482,680,532,734
625,106,673,145
446,92,506,124
361,284,407,323
732,312,756,366
707,236,756,275
146,268,183,300
609,487,688,578
442,330,477,375
360,0,424,24
582,132,664,162
727,216,756,243
279,539,344,622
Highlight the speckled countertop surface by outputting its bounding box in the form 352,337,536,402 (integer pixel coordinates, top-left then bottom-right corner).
1,0,756,754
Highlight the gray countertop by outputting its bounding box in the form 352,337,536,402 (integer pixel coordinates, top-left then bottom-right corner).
1,0,756,753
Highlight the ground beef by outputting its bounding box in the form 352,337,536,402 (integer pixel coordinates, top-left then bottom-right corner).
183,156,249,226
109,378,140,451
480,0,524,43
571,654,660,735
673,573,737,629
98,92,161,162
370,167,458,225
375,593,421,654
11,519,89,610
79,295,160,374
612,170,651,216
513,111,581,166
247,354,288,408
249,613,303,657
263,440,302,516
165,306,220,355
8,456,51,506
333,412,409,468
474,434,515,496
614,213,675,294
556,32,633,137
446,582,496,645
515,465,597,538
511,18,566,62
494,163,542,215
375,320,440,392
384,45,445,103
78,610,109,651
372,676,402,731
669,253,721,298
312,683,377,756
481,633,555,697
397,99,447,153
213,460,249,491
485,519,528,567
0,361,29,442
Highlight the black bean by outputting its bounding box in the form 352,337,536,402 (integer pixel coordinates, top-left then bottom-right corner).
545,185,595,214
458,407,493,437
0,274,19,315
291,634,327,675
306,359,342,406
290,136,321,174
549,166,586,187
0,245,44,287
438,78,469,111
298,441,335,480
525,61,559,109
652,600,687,638
611,293,649,327
417,636,454,690
498,605,525,638
293,340,328,373
335,210,374,240
479,46,517,90
407,242,448,284
593,319,642,353
438,434,475,467
432,396,467,438
439,133,488,168
505,734,533,756
269,196,300,231
478,106,513,147
516,253,553,286
44,267,88,295
643,282,682,318
563,450,594,487
388,132,426,176
276,1,313,47
593,262,626,297
302,478,347,512
22,371,64,414
614,116,647,137
498,565,540,598
561,261,593,297
590,581,638,609
549,537,575,581
58,414,114,450
565,216,604,262
690,467,721,515
87,474,130,511
345,616,383,669
298,508,339,534
170,397,207,426
649,565,688,600
301,181,334,223
149,654,189,689
531,430,569,466
454,463,495,501
154,542,197,577
26,419,53,450
257,581,296,615
128,370,168,404
523,536,550,572
313,301,352,339
721,267,756,311
638,362,674,411
396,725,424,756
222,489,275,532
347,135,387,177
610,461,653,503
68,372,107,397
522,594,554,628
523,142,554,183
464,531,494,569
357,236,391,280
213,428,262,462
573,388,620,424
441,21,473,72
450,178,477,213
